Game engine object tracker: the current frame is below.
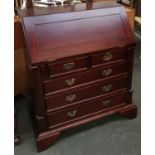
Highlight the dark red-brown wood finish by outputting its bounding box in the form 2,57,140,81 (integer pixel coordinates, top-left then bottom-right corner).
22,2,137,152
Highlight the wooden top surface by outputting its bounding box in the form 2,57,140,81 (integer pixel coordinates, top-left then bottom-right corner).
22,2,135,65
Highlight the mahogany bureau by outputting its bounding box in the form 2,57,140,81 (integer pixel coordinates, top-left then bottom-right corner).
22,2,137,151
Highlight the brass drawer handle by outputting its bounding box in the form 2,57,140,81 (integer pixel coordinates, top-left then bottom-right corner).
63,62,75,70
102,100,111,107
102,68,112,77
102,84,112,92
102,52,113,61
65,78,76,86
65,94,76,102
67,110,77,117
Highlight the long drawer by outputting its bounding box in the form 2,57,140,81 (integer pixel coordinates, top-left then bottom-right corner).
47,91,127,128
43,62,127,94
45,76,128,112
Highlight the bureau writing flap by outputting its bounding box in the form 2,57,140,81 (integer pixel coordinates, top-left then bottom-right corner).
22,2,135,65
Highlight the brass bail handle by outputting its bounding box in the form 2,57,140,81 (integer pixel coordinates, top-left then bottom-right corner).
66,94,77,102
67,110,77,117
65,78,76,86
102,100,111,107
63,62,75,70
102,84,112,92
102,68,112,77
103,52,113,61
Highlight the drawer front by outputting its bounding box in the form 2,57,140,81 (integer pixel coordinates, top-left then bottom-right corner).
47,56,88,77
91,48,127,66
45,77,127,112
43,63,127,94
47,92,127,128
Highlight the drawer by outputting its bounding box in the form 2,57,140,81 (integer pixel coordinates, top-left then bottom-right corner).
91,47,127,67
47,92,127,128
45,77,128,112
43,63,127,94
47,56,88,77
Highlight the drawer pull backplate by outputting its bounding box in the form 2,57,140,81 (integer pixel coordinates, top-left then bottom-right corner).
67,110,77,117
102,52,113,61
102,100,111,107
65,78,76,86
102,68,112,77
102,84,112,92
63,62,75,70
65,94,76,102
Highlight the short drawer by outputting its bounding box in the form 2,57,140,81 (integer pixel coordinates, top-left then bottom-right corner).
47,92,127,128
91,47,127,66
47,56,88,77
43,63,127,94
45,77,128,112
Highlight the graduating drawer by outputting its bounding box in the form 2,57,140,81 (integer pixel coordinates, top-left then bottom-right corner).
43,63,127,94
91,47,127,67
47,56,88,77
45,77,128,112
47,92,127,128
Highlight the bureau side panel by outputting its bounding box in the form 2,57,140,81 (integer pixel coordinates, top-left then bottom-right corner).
126,46,135,104
31,66,48,133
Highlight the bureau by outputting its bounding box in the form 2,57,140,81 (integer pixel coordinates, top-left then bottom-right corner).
22,2,137,151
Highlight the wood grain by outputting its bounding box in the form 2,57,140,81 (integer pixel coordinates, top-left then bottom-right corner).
22,4,135,65
22,3,137,151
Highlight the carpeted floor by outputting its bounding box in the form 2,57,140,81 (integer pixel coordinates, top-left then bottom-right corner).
14,41,141,155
